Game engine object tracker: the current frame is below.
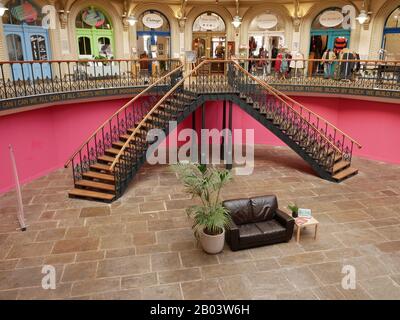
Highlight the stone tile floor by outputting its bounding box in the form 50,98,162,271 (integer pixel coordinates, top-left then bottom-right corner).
1,145,400,300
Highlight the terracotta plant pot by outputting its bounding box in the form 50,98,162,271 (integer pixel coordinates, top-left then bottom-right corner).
199,227,225,254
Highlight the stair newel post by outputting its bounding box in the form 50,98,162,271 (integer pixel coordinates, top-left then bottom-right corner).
333,129,337,147
341,135,345,154
71,159,76,184
101,127,105,152
350,141,354,162
109,120,112,145
86,143,90,165
94,133,98,159
79,150,83,177
117,113,120,136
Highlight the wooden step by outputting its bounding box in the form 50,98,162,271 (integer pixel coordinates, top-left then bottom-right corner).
82,171,115,182
105,148,122,155
334,153,342,162
332,167,358,182
69,188,115,201
332,160,350,174
98,155,116,163
75,179,115,192
90,163,112,172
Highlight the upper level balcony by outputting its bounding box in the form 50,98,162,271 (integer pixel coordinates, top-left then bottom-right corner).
1,57,399,114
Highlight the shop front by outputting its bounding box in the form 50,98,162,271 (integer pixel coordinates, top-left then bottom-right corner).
75,7,114,59
192,12,226,73
136,10,170,73
2,0,51,80
309,7,351,75
382,6,400,60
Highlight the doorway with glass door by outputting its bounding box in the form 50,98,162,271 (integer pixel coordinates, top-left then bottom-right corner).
192,12,227,73
2,0,52,81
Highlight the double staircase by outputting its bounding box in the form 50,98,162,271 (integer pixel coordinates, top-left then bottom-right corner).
65,60,361,202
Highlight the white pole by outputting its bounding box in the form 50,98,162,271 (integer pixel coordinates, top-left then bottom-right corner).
9,145,27,231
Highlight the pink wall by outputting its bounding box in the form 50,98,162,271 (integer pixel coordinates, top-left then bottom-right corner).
1,95,400,193
0,99,129,193
188,98,400,164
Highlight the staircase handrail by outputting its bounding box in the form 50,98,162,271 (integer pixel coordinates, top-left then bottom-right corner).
232,61,345,156
235,60,362,148
64,63,184,168
110,60,208,170
233,62,361,154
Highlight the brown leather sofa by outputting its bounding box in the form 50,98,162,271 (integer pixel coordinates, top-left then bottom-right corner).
223,195,294,251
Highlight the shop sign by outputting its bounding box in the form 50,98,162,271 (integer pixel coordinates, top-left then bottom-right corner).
142,13,164,29
198,14,220,30
319,10,344,28
82,9,105,27
256,14,278,29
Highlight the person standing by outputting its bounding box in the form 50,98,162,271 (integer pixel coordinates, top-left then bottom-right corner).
321,49,336,79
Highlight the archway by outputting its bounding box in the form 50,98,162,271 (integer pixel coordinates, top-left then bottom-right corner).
136,10,171,60
381,6,400,59
192,12,226,73
308,7,351,75
75,6,114,59
2,0,52,80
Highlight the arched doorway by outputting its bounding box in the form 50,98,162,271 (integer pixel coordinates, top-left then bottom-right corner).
309,7,351,75
2,0,51,80
248,13,285,59
382,7,400,60
137,10,170,60
192,12,226,72
75,7,114,59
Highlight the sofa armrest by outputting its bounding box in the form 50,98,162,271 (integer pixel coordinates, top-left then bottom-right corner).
225,220,240,250
275,208,295,241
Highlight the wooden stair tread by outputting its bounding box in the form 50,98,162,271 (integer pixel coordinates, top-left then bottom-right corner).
75,180,115,191
69,188,115,201
90,163,112,172
334,153,342,162
105,148,122,155
333,160,350,173
82,171,115,182
98,155,116,163
332,167,358,181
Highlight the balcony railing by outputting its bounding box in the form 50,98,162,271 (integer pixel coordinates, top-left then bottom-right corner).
0,58,181,100
1,57,400,111
239,58,400,92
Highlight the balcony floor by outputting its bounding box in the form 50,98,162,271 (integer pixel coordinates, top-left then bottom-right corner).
0,145,400,300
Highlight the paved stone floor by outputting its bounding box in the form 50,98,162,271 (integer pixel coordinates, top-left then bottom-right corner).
1,145,400,300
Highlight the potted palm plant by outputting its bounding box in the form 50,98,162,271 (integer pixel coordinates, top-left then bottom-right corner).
172,163,231,254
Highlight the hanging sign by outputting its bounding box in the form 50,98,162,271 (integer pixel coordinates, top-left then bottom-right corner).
142,13,164,29
197,14,220,30
256,14,278,29
82,8,105,27
319,10,344,28
11,1,38,23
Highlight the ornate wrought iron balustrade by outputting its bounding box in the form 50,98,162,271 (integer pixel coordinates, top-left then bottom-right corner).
0,58,181,101
64,65,184,187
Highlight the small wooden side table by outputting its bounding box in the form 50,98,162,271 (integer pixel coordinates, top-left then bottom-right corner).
295,217,319,243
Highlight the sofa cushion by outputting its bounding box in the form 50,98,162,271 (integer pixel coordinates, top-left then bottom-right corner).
223,198,252,225
255,220,286,238
238,224,263,239
250,195,278,222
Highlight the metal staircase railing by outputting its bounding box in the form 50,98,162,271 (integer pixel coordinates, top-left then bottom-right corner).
65,59,363,201
64,64,184,186
110,61,208,198
230,61,362,172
